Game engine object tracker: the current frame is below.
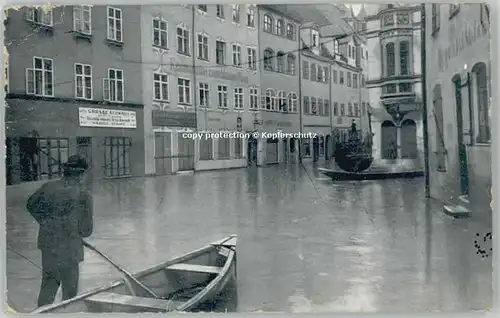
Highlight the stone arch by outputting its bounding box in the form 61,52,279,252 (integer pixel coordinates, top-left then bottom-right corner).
381,120,397,159
400,119,417,159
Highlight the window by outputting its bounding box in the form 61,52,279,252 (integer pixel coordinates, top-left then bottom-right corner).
265,89,275,110
247,47,257,70
386,43,395,76
333,70,338,83
200,136,213,160
353,73,358,88
217,85,228,108
431,4,440,34
247,5,255,27
318,98,323,116
198,5,207,12
324,99,330,116
178,78,191,104
339,71,344,85
103,68,124,102
361,74,365,87
474,64,490,143
234,138,243,158
217,135,230,159
197,34,209,60
26,7,53,26
383,84,397,94
333,40,339,55
276,19,284,35
37,138,69,179
277,91,286,111
303,96,310,114
232,5,240,23
323,67,329,83
340,103,345,116
177,26,190,55
311,63,317,81
153,73,168,101
277,52,286,73
399,41,409,75
75,63,92,100
153,18,168,48
348,103,353,116
216,5,225,19
234,87,244,109
362,102,366,115
26,57,54,97
354,103,359,117
232,44,242,67
311,97,317,115
263,49,274,71
264,15,272,32
104,137,131,177
199,82,209,107
399,83,412,92
286,24,294,39
312,30,319,47
333,102,338,116
287,54,296,75
216,41,226,65
107,7,122,42
347,72,352,87
302,61,309,79
249,87,259,109
73,5,91,34
288,92,298,113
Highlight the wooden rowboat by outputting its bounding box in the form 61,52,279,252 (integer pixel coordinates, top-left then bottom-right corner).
30,235,238,314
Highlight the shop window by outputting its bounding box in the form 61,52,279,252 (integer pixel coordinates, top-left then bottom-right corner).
104,136,131,177
200,135,213,160
218,136,230,159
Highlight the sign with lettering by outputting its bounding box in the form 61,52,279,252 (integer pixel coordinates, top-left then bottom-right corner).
152,110,197,128
78,107,136,129
169,58,249,84
437,20,489,72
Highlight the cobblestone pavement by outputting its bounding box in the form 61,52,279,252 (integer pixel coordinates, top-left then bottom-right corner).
6,164,492,313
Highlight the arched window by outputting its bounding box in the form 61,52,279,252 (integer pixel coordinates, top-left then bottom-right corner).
264,48,274,71
287,54,296,75
333,102,338,116
472,62,490,143
386,43,395,76
277,51,286,73
288,92,298,113
264,15,273,32
277,91,286,111
286,23,294,39
265,89,275,110
276,19,284,35
399,41,409,75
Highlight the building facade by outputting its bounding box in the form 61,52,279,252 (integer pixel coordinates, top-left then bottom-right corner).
5,5,145,186
361,4,423,167
424,4,491,215
257,5,301,165
141,4,260,175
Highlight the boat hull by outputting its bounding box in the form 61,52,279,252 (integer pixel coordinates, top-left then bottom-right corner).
30,236,238,314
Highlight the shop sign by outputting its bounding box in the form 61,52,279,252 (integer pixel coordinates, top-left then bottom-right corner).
152,110,197,128
79,107,136,129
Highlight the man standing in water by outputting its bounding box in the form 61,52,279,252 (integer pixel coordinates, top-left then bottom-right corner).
27,155,93,307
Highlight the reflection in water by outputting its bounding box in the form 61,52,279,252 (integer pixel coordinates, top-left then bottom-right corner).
6,165,493,313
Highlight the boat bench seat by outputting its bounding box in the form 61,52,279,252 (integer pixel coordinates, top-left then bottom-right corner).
165,263,222,275
84,292,183,312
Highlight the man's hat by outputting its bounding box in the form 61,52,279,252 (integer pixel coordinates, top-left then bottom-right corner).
63,155,89,172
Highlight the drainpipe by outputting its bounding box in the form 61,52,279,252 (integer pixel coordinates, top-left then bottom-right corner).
420,4,430,198
191,5,198,133
298,23,303,163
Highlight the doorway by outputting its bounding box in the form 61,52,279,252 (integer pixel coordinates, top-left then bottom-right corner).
454,76,469,195
154,132,172,175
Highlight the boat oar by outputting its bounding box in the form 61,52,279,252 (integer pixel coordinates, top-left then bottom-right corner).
83,240,160,299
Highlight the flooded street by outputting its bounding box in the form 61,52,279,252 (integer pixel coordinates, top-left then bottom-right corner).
6,164,492,313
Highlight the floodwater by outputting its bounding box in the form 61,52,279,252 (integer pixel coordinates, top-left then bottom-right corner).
6,164,493,313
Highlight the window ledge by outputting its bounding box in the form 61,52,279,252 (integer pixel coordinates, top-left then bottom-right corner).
153,99,170,103
104,175,132,180
153,44,169,51
103,100,124,104
73,31,92,42
474,142,491,147
27,20,54,33
436,168,447,172
106,38,124,47
177,102,192,106
177,51,191,57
